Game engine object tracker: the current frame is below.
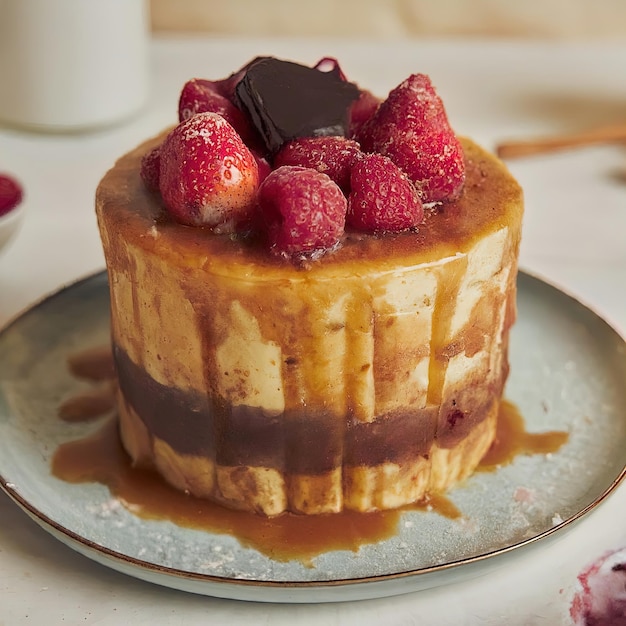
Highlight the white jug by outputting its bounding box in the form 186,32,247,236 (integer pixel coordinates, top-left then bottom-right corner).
0,0,150,131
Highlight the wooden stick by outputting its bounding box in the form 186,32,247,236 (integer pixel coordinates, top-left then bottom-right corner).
496,123,626,159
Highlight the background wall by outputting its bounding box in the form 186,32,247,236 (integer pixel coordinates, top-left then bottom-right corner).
150,0,626,39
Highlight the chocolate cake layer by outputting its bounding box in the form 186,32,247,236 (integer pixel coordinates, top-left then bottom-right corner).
115,342,507,473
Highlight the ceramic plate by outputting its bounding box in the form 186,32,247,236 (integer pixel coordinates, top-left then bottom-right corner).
1,271,625,603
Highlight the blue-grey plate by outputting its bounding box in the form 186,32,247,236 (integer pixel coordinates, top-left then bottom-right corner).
0,270,625,603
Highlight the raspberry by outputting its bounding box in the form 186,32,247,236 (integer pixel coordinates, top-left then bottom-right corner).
273,136,362,193
347,153,424,232
349,89,381,138
358,73,465,203
178,78,255,145
0,173,23,217
258,166,346,258
159,112,259,232
140,146,161,191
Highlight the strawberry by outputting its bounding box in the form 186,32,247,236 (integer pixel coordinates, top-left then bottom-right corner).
159,112,259,232
178,78,256,145
358,73,465,203
313,57,349,81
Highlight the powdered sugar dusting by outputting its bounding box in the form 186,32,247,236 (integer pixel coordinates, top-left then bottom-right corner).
159,111,258,230
357,73,465,203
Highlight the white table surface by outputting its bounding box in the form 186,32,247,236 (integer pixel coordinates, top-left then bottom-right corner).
1,36,625,625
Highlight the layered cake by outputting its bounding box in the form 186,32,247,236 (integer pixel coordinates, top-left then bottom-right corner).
96,57,523,516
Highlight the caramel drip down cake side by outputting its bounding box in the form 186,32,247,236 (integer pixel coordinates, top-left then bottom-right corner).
97,137,523,516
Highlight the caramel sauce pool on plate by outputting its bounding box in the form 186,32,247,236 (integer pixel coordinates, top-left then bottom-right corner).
52,346,568,564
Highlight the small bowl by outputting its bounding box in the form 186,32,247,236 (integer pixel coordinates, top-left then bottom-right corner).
0,204,25,255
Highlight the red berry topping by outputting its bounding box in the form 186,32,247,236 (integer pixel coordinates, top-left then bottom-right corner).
159,112,259,232
358,73,465,203
258,166,346,258
273,136,362,193
0,173,23,218
313,57,348,81
178,78,255,144
349,89,381,138
140,146,161,191
252,151,272,183
214,58,263,99
347,153,424,232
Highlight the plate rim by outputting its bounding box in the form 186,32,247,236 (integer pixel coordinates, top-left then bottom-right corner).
1,268,625,599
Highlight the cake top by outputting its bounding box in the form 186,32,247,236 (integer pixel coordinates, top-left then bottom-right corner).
137,56,471,264
99,136,522,279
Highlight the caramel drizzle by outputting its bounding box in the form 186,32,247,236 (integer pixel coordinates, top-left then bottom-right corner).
479,400,569,470
66,345,115,382
52,345,569,564
343,287,375,421
58,381,117,422
427,255,468,406
59,346,117,422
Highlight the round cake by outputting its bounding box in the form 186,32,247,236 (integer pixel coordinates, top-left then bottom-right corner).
96,57,523,516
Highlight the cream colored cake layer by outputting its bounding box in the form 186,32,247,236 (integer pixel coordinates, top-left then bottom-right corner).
104,225,511,422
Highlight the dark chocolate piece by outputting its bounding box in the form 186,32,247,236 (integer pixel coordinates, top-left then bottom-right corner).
234,57,360,154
